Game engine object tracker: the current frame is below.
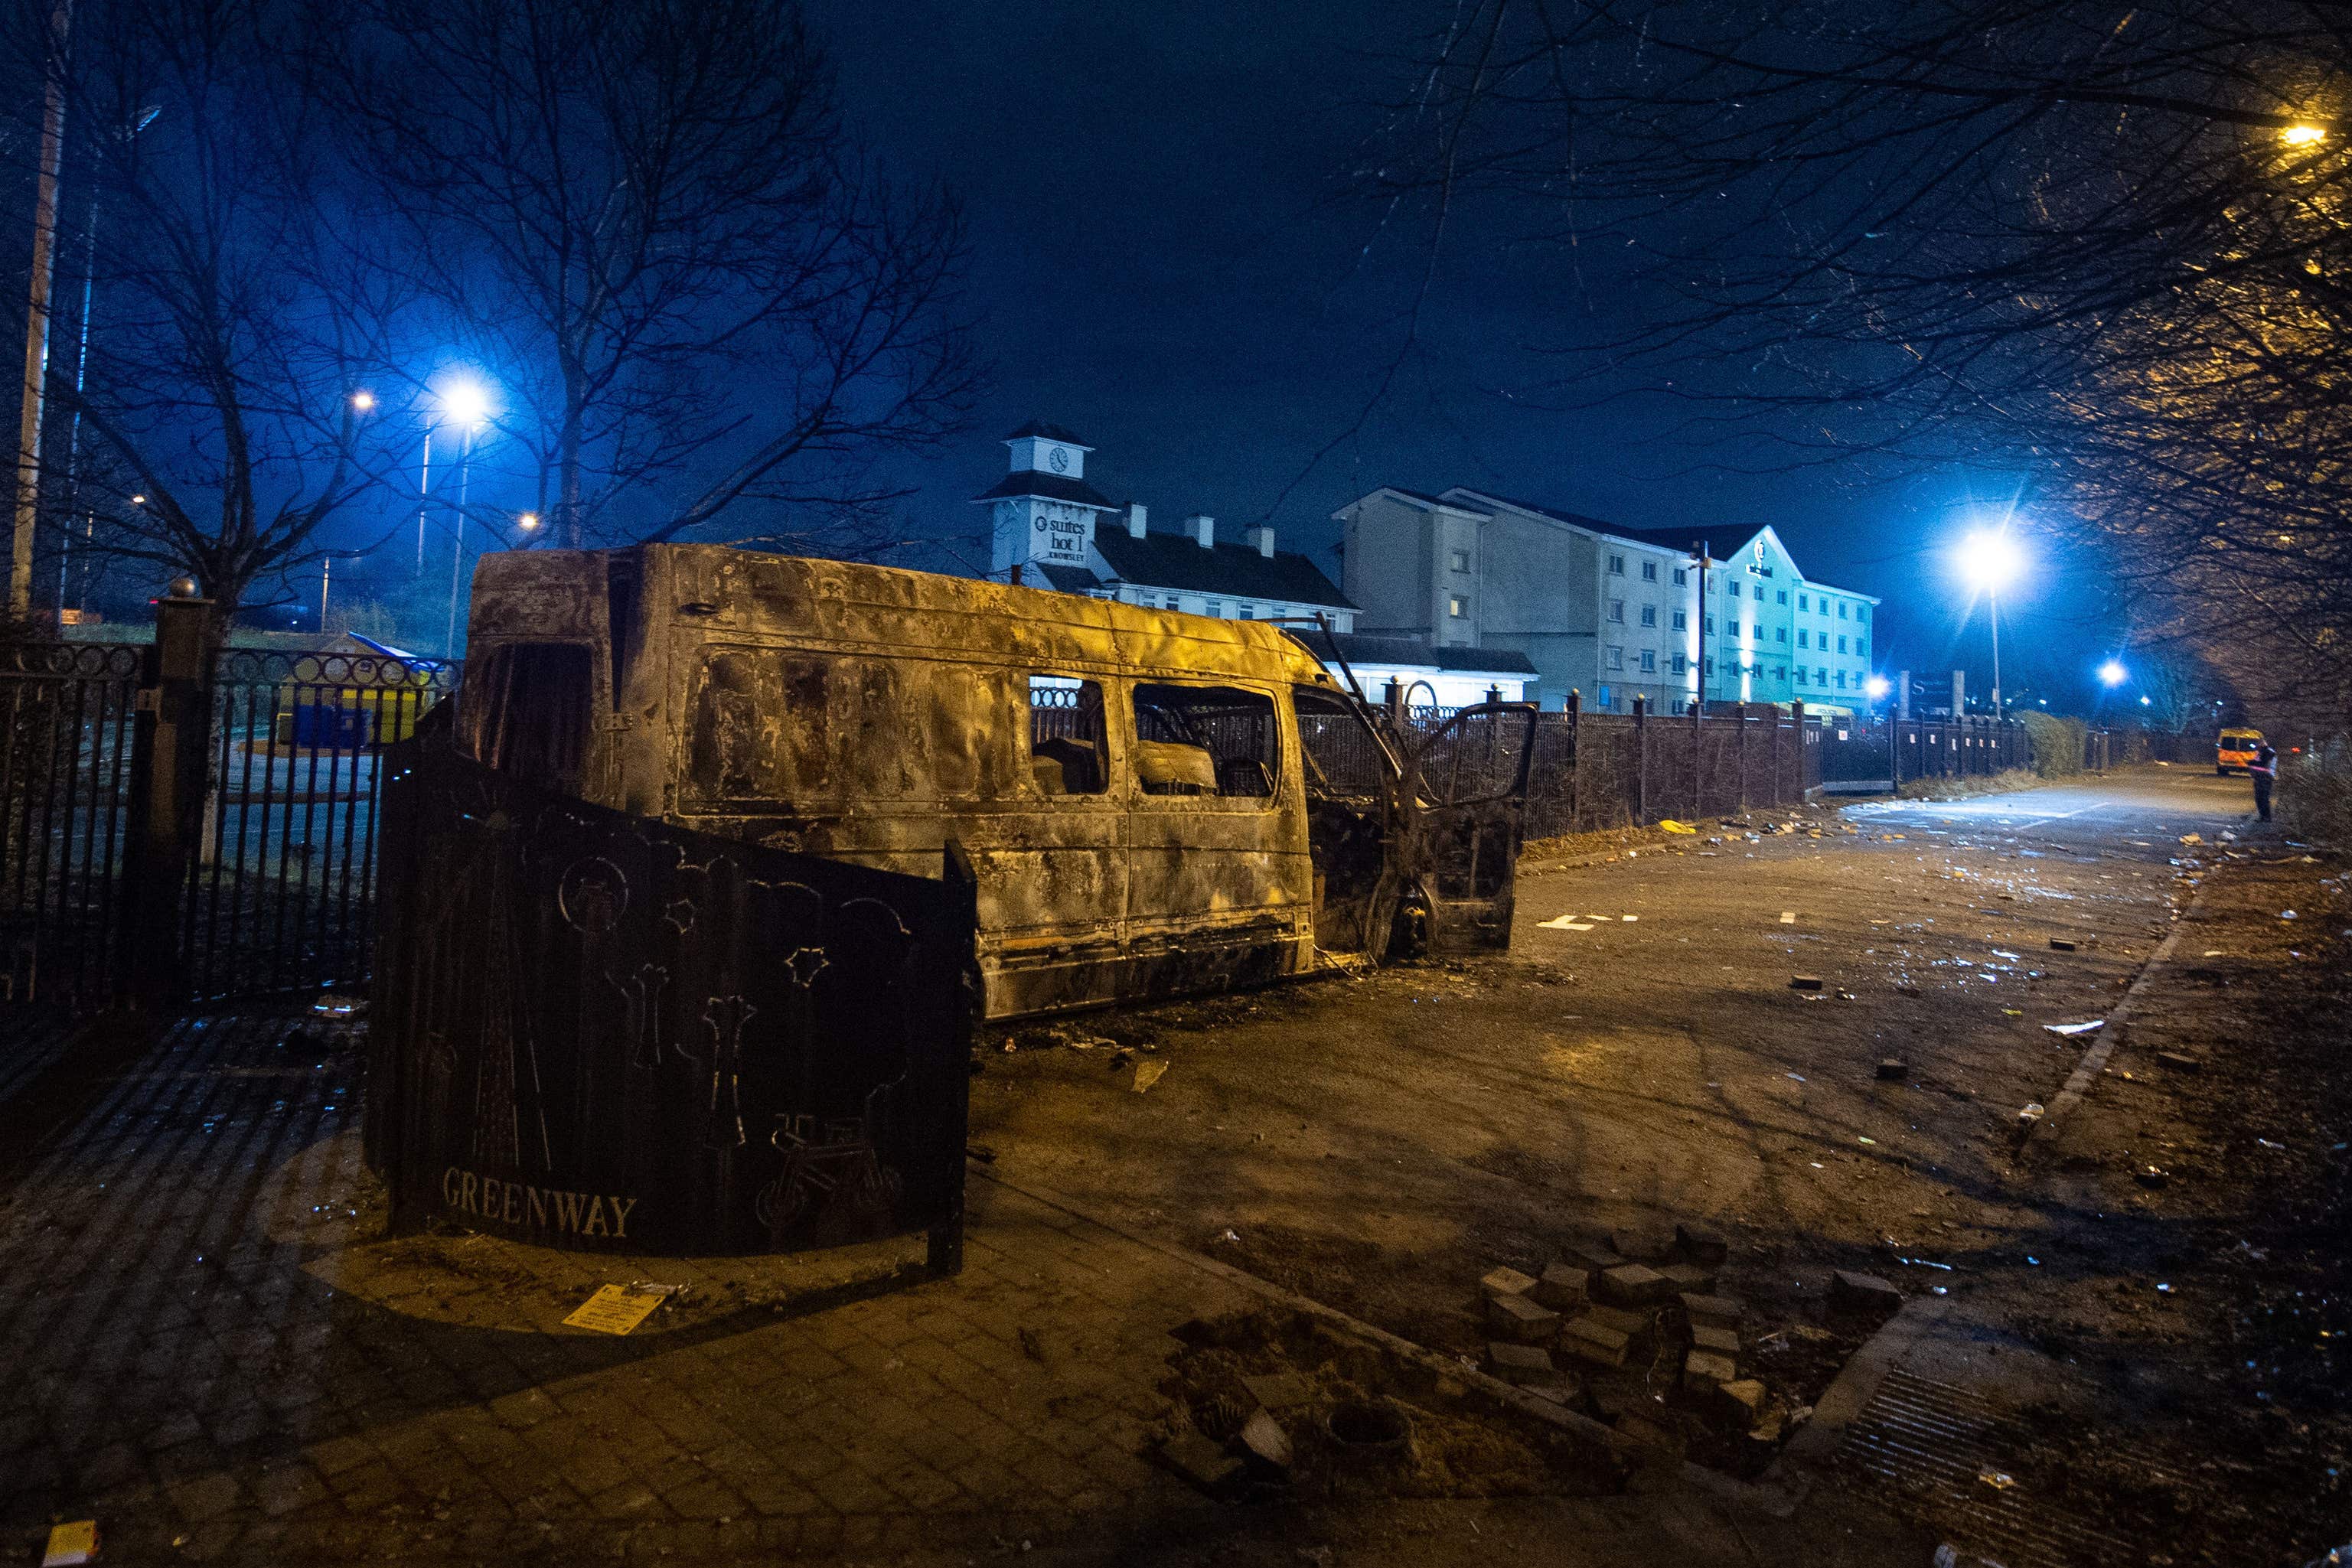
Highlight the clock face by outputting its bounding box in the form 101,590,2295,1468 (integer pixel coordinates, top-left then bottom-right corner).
1048,445,1069,473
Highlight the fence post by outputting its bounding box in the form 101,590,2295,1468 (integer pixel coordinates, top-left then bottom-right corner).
120,594,217,1009
1565,689,1581,831
1788,700,1805,804
1688,699,1702,820
1633,694,1649,825
1734,703,1750,811
1890,716,1903,793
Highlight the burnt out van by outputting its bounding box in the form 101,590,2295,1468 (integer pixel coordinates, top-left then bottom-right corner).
455,545,1534,1019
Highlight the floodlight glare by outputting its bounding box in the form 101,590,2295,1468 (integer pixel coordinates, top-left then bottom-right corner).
439,380,491,429
2139,695,2151,706
1864,675,1890,699
2097,659,2128,686
518,511,540,530
1959,530,2027,592
350,391,374,411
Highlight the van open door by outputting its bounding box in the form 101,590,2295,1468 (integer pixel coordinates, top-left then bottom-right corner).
1398,703,1538,952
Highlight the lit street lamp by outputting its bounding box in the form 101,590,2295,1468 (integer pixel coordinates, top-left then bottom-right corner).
1958,529,2027,713
436,380,492,658
2098,659,2127,688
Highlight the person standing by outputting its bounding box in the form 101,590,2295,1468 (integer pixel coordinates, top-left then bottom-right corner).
2249,738,2278,823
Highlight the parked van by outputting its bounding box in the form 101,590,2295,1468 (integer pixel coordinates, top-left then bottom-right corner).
2217,727,2263,776
454,546,1535,1019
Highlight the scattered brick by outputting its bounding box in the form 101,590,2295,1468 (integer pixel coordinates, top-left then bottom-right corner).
1484,1341,1556,1384
1237,1410,1292,1473
1534,1263,1590,1311
1790,974,1825,991
1689,1323,1740,1359
1830,1270,1903,1313
1566,1241,1627,1273
1716,1379,1768,1427
1614,1415,1684,1454
1680,1292,1745,1332
2155,1051,2204,1073
1682,1349,1737,1392
1480,1266,1538,1300
1561,1317,1631,1368
1876,1058,1910,1081
1486,1292,1561,1344
1596,1263,1673,1306
1241,1371,1315,1411
1674,1221,1728,1265
2049,938,2078,952
1610,1227,1676,1263
1658,1261,1717,1294
1160,1429,1245,1495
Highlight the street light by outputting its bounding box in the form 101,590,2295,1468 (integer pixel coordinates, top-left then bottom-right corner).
351,391,374,412
1958,529,2027,713
517,511,540,532
1864,674,1890,700
2097,659,2128,687
2283,123,2327,146
435,379,494,658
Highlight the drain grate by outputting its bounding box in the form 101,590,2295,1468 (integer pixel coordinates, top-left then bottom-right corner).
1837,1368,2178,1568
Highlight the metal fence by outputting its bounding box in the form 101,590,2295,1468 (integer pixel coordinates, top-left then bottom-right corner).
0,606,458,1008
1815,716,2031,791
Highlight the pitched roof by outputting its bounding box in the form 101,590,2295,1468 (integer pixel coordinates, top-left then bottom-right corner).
971,471,1116,508
1293,628,1538,676
1448,490,1724,556
1003,419,1088,445
1029,563,1100,593
1091,529,1357,610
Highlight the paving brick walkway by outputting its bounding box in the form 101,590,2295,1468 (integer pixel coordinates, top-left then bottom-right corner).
0,1012,1277,1564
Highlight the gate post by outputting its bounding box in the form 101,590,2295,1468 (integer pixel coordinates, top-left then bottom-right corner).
120,593,216,1009
1688,699,1701,820
1734,703,1750,811
1890,717,1903,792
1788,700,1805,804
1564,689,1581,830
1632,695,1648,825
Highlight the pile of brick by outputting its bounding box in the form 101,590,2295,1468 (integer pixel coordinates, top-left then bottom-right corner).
1476,1221,1780,1449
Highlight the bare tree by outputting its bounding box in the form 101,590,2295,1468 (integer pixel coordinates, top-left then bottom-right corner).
1372,1,2352,731
318,0,981,552
3,0,409,624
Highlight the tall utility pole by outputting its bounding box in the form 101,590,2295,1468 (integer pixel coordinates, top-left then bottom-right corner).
11,0,73,621
1691,539,1711,709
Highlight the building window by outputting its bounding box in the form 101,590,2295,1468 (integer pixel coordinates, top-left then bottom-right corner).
1857,605,1868,624
1205,598,1222,617
1672,609,1687,631
1608,553,1626,575
1835,670,1847,689
1835,634,1846,654
1838,602,1849,618
1597,685,1613,709
1028,676,1108,795
1752,585,1764,601
1703,614,1714,634
1448,548,1470,572
1796,667,1807,686
1639,649,1656,673
1607,645,1624,670
1796,629,1809,649
1239,606,1255,619
1702,657,1714,676
1724,577,1736,594
1773,665,1786,680
1728,620,1740,637
1776,589,1788,605
1818,667,1828,685
1640,560,1658,581
1798,594,1809,611
1673,653,1688,674
1773,628,1786,643
1165,596,1181,610
1607,598,1625,623
1447,595,1468,618
1639,605,1657,627
1672,567,1687,586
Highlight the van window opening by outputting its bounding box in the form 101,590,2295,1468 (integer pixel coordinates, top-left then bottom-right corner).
1028,676,1108,795
1133,683,1278,799
458,642,593,791
1292,686,1387,801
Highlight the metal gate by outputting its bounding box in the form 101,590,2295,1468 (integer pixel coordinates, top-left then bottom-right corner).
367,742,977,1261
0,642,143,1002
182,647,458,1000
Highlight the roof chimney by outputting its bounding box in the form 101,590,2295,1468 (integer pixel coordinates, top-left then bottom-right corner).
1127,503,1147,540
1247,523,1275,558
1188,513,1215,549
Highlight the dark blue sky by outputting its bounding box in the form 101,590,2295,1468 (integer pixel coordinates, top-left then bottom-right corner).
820,2,2119,705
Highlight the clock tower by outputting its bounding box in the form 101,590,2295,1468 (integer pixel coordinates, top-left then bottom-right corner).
973,421,1117,579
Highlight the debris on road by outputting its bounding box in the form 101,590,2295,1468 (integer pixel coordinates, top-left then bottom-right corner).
2155,1051,2205,1073
562,1284,669,1336
1875,1059,1909,1081
41,1521,99,1568
1481,1266,1538,1299
1789,974,1824,991
2044,1019,2106,1036
1487,1292,1561,1343
2016,1102,2046,1130
1133,1059,1169,1093
1238,1409,1294,1473
1829,1270,1903,1314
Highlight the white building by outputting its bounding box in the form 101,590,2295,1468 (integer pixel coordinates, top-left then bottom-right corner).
1336,487,1881,714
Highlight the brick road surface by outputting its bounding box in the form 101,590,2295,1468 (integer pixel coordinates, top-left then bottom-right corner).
0,1010,1818,1566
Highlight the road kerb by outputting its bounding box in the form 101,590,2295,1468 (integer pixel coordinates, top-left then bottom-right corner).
2021,877,2211,1162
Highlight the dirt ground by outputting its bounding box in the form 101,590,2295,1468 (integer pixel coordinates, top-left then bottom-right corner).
968,765,2351,1565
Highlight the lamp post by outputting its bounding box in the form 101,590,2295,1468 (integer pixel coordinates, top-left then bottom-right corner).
433,380,491,658
1958,529,2026,714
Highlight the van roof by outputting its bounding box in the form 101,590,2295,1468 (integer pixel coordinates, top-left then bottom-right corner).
474,543,1340,689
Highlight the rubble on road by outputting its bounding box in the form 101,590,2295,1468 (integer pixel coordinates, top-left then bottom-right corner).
1486,1292,1561,1343
1829,1269,1903,1315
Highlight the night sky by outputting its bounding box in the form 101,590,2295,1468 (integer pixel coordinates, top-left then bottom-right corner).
817,0,2129,711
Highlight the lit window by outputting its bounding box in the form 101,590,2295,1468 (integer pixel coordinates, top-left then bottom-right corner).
1607,645,1624,670
1639,605,1656,627
1608,553,1626,575
1447,595,1468,618
1641,560,1658,581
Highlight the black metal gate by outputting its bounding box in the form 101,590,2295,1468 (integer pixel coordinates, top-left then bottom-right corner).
0,642,143,1002
182,647,459,1000
367,742,977,1261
